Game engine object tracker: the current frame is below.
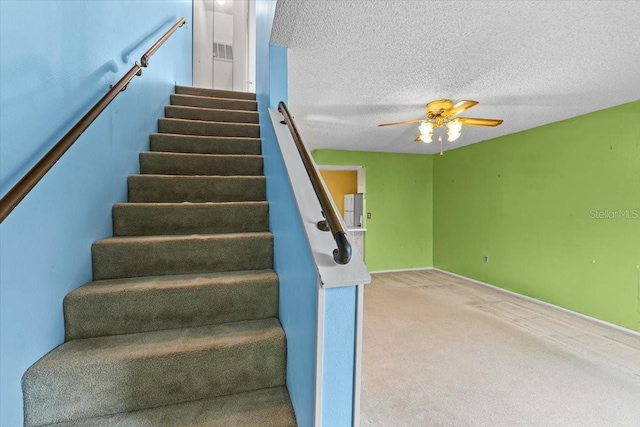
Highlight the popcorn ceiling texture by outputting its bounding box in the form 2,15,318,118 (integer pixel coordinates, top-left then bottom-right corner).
271,0,640,154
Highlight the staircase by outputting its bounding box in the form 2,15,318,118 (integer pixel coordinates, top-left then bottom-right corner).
21,87,297,426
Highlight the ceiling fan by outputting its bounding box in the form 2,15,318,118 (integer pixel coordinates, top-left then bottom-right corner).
378,99,503,145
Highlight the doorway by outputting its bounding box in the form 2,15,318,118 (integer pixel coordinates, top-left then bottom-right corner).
318,165,366,259
192,0,255,92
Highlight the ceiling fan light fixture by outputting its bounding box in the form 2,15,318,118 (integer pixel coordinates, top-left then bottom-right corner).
447,118,462,142
378,99,502,149
419,121,433,143
419,121,433,135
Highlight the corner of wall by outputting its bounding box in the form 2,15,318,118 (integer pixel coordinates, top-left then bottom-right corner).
269,43,288,109
256,2,317,425
431,101,640,332
313,149,435,271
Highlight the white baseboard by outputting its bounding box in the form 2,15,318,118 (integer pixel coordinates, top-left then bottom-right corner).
370,267,434,274
433,268,640,338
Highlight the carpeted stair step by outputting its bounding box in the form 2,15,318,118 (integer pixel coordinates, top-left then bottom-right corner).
165,105,259,123
175,85,256,100
64,270,279,340
159,118,260,137
150,133,261,155
113,201,269,236
92,232,273,280
20,85,296,427
139,152,263,176
128,175,266,203
22,319,286,427
171,93,257,111
45,387,296,427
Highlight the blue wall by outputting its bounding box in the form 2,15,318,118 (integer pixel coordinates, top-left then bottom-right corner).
256,1,318,425
0,1,192,424
322,286,357,426
257,3,361,425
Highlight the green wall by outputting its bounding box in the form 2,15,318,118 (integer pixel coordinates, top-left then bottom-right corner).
313,150,433,271
313,102,639,331
434,101,640,331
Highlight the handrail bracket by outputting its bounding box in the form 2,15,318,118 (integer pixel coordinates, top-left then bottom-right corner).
0,18,187,224
317,220,330,232
141,18,187,68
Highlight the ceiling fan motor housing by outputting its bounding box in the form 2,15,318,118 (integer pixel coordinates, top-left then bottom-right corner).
426,99,455,127
426,99,454,117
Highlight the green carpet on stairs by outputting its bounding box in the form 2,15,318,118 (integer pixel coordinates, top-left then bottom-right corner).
47,387,296,427
21,86,297,427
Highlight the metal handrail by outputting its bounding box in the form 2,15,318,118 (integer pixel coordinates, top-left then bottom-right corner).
278,102,352,265
141,18,187,67
0,18,187,223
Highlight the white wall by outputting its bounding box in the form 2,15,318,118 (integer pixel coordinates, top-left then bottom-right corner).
213,11,233,90
213,11,233,43
231,0,248,92
193,0,213,88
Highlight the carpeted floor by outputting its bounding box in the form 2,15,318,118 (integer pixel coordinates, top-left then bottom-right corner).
361,270,640,427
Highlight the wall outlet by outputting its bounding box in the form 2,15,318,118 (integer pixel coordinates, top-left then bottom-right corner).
483,255,489,263
367,212,372,219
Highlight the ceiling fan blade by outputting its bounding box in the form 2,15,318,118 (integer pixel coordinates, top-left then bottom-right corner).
442,100,479,118
378,119,425,127
458,117,503,127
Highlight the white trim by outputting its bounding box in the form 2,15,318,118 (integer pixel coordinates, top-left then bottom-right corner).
370,267,434,274
313,277,325,427
247,0,256,92
352,284,364,427
317,165,361,171
434,268,640,338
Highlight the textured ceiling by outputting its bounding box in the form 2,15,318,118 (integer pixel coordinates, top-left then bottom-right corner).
271,0,640,154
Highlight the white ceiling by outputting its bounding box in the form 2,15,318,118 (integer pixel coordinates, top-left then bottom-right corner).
271,0,640,154
203,0,235,15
